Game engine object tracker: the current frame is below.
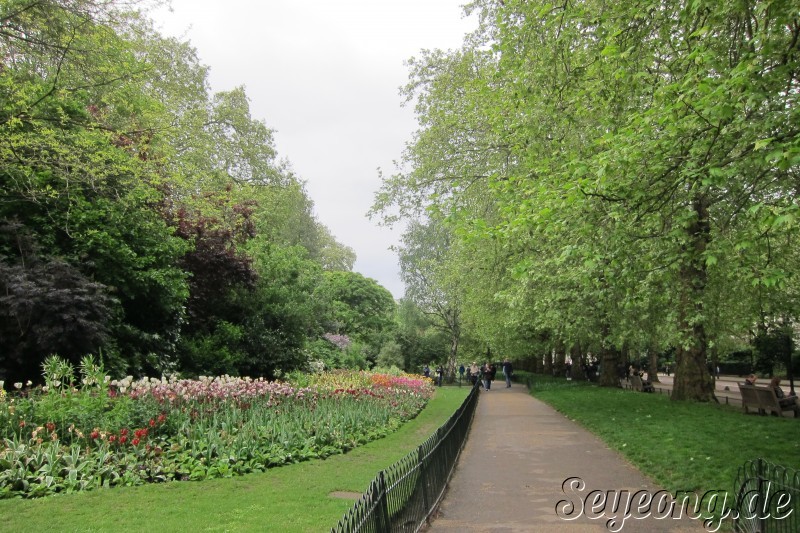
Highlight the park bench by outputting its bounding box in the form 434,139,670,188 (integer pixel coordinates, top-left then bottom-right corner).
629,374,654,393
737,383,797,418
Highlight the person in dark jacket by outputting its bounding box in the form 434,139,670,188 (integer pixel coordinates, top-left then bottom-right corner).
502,360,513,388
482,362,492,390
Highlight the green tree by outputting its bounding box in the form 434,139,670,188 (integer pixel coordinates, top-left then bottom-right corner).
374,0,800,402
396,218,464,378
0,0,191,377
393,298,451,373
314,271,396,364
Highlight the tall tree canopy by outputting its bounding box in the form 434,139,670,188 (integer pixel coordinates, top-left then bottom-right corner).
0,0,375,382
374,0,800,400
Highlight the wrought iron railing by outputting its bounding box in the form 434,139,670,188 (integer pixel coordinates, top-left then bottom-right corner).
330,383,480,533
733,458,799,533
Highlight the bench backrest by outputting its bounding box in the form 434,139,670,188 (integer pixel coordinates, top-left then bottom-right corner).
738,383,793,415
753,386,783,412
738,383,760,406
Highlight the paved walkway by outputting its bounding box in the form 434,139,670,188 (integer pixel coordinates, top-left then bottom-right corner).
426,385,706,532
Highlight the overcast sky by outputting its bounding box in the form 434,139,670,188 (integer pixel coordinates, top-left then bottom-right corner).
150,1,476,299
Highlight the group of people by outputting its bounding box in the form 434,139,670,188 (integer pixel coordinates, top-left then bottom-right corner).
462,360,513,390
743,374,799,416
422,364,445,386
426,359,517,389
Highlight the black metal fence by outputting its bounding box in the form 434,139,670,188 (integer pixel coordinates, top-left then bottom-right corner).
733,458,798,533
330,383,480,533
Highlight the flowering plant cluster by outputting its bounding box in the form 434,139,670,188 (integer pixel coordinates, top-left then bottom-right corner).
322,333,352,350
119,374,313,406
0,358,434,499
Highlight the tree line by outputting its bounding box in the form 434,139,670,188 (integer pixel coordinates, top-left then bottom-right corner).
372,0,800,399
0,0,453,384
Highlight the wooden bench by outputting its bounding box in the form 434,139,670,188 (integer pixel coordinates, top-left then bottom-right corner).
738,383,797,417
629,374,654,392
738,383,762,414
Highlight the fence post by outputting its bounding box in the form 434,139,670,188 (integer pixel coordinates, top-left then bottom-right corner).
376,472,390,531
418,445,430,514
757,458,767,533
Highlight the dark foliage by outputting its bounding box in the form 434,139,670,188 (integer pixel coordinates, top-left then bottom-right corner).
173,197,257,336
0,253,115,384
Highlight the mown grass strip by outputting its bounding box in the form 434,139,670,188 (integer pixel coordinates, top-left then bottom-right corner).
0,386,470,533
527,375,800,495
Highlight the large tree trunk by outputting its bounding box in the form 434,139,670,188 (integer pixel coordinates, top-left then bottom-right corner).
672,196,715,402
599,344,621,387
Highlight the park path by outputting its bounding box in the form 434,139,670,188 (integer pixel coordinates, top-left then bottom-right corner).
425,384,707,532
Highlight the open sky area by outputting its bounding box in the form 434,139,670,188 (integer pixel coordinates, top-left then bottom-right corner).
151,0,478,299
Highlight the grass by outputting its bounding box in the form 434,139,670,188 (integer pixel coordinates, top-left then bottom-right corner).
0,385,470,533
526,374,800,495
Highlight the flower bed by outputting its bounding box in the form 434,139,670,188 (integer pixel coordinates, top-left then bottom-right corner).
0,359,434,499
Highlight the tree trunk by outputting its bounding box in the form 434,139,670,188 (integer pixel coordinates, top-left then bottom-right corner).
599,344,621,387
553,340,566,377
532,353,543,373
621,343,631,381
569,343,586,380
598,321,620,387
647,344,660,383
709,344,719,385
672,196,715,402
543,349,553,376
446,335,459,381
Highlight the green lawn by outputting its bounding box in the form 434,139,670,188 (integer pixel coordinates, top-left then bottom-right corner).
527,375,800,495
0,386,470,533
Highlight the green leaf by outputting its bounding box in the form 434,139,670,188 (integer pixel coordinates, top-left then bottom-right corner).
753,138,773,150
601,43,620,57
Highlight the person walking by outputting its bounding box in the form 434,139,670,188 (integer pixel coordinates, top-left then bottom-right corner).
502,359,513,388
483,362,493,390
469,362,480,387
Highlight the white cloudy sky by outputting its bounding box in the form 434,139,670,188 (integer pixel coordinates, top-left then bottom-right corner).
150,1,477,298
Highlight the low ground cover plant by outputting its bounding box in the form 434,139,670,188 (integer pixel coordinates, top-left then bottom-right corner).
0,356,434,499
